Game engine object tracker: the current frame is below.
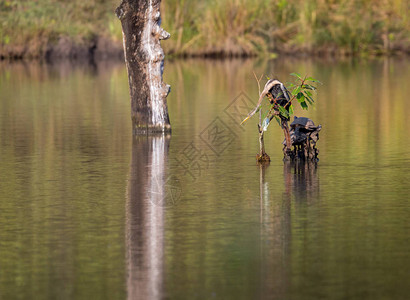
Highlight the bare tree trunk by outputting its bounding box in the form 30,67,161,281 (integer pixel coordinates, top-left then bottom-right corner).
116,0,171,134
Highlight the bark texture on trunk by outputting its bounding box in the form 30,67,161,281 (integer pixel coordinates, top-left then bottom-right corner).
116,0,171,134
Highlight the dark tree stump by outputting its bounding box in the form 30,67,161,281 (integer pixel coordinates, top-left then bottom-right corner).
283,116,322,162
116,0,171,134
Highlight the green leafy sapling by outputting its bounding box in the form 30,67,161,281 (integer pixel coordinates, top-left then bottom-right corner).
242,72,321,162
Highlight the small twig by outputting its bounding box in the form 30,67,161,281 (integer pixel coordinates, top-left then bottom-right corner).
253,71,262,96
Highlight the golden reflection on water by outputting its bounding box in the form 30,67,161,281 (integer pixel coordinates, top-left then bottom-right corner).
0,57,409,299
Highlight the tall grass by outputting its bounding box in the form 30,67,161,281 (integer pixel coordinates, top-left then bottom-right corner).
0,0,121,58
162,0,410,56
162,0,270,56
1,0,409,58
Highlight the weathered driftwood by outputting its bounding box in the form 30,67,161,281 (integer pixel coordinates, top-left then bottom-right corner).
283,116,321,161
116,0,171,134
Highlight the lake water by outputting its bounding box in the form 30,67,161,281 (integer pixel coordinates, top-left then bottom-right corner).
0,57,409,299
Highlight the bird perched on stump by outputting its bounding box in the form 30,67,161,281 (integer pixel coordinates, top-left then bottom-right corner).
265,79,291,117
241,79,293,151
241,79,291,123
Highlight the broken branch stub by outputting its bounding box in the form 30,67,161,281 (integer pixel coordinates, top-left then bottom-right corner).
116,0,171,134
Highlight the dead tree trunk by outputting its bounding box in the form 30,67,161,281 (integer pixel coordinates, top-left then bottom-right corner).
116,0,171,134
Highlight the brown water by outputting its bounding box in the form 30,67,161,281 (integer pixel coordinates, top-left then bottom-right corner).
0,58,409,300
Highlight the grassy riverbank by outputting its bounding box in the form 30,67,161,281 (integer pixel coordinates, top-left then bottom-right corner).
0,0,122,59
1,0,409,59
162,0,409,57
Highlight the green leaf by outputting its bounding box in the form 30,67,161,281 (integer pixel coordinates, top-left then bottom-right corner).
292,86,301,96
303,84,317,91
303,91,315,104
300,101,308,110
274,116,281,126
278,106,289,118
296,92,305,103
289,104,294,116
305,97,313,105
306,77,322,84
290,72,302,80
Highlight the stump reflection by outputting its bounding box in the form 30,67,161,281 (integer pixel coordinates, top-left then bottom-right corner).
126,135,171,300
283,160,320,204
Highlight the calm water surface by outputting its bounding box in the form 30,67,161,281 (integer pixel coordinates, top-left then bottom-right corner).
0,58,409,299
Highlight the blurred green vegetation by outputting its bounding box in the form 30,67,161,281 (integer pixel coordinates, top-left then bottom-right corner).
0,0,122,58
0,0,409,58
162,0,410,56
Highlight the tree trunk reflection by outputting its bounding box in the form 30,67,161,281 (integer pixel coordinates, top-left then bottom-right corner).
126,135,170,300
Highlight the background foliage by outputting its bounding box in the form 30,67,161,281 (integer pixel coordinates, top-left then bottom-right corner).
0,0,409,58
